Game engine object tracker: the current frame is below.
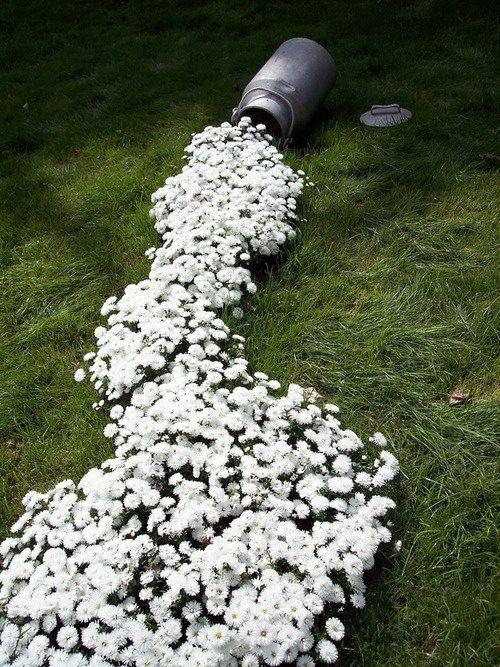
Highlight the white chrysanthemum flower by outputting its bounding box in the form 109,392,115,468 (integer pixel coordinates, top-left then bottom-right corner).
325,617,345,641
74,368,86,382
371,431,387,447
57,627,79,650
317,638,339,663
261,642,284,666
297,655,316,667
182,600,202,621
206,624,232,648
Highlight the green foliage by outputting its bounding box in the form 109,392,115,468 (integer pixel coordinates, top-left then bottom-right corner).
0,1,498,664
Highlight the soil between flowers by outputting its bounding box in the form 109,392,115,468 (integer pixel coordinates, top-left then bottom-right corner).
0,120,398,666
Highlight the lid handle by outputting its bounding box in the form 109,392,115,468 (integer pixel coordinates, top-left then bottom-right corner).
370,104,401,115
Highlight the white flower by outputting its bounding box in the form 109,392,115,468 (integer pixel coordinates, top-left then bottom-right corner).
255,622,274,646
350,592,366,608
182,601,202,621
325,617,345,641
371,431,387,447
317,639,338,663
261,642,284,665
57,627,79,650
74,368,86,382
206,624,232,648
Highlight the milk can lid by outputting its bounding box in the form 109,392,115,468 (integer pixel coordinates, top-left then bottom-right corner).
360,103,412,127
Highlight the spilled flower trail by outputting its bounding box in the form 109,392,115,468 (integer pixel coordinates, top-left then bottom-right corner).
0,120,398,666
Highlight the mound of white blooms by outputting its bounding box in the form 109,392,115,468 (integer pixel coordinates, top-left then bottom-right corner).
0,119,398,666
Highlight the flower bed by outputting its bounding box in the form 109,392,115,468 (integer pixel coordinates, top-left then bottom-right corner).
0,120,398,666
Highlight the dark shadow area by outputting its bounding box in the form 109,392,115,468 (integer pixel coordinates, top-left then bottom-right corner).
290,104,337,151
241,107,284,140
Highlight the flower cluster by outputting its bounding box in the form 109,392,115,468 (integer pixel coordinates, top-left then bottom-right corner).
0,120,398,666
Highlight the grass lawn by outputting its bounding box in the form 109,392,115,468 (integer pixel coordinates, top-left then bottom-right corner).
1,0,498,664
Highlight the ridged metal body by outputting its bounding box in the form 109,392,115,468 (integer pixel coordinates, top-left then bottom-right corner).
232,38,336,141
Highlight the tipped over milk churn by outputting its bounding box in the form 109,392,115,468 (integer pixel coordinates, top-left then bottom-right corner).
232,38,336,142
